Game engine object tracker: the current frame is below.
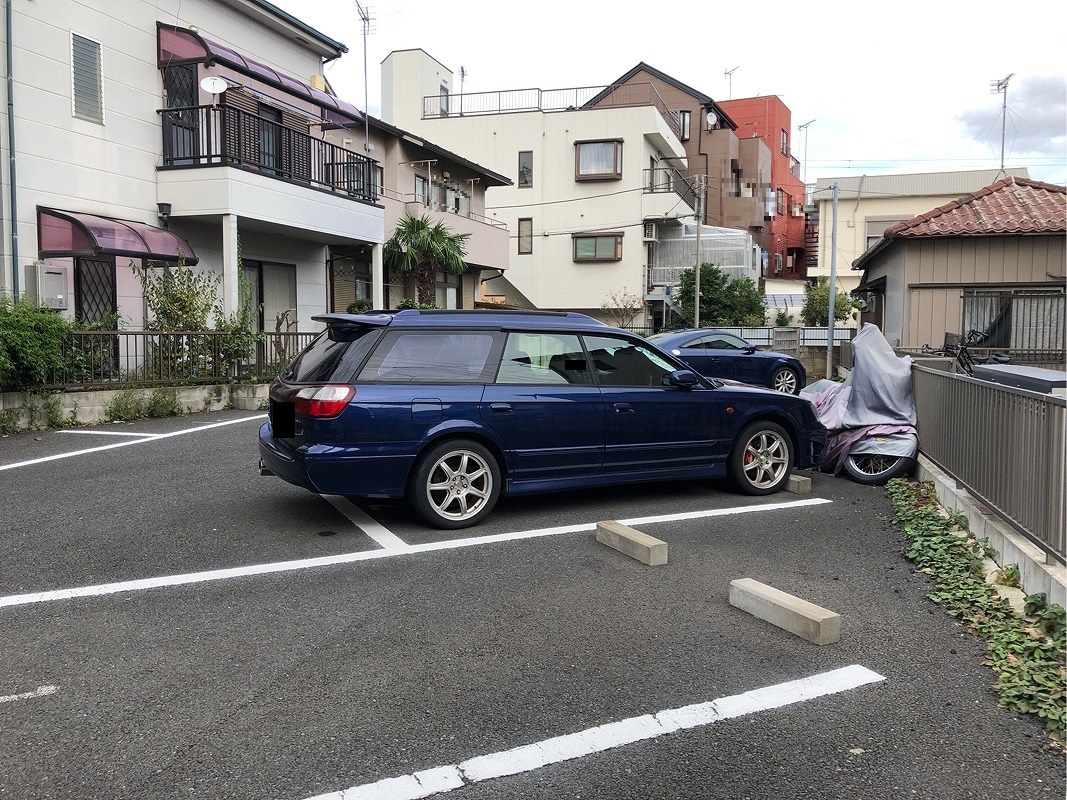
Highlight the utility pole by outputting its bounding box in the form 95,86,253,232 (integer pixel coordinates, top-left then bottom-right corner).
693,176,706,328
826,182,839,379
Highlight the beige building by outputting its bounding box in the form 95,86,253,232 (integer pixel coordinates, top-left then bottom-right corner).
852,176,1065,351
811,168,1031,298
381,49,721,328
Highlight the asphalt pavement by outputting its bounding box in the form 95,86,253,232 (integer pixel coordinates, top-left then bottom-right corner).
0,411,1063,799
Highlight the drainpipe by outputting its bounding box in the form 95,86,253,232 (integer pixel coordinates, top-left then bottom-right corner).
5,0,19,297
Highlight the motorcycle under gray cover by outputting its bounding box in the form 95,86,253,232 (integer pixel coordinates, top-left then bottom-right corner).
842,323,917,428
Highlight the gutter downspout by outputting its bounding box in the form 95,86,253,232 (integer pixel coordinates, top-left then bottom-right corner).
5,0,19,297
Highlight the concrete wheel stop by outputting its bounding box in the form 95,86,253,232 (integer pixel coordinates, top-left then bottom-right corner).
596,521,667,566
729,578,841,645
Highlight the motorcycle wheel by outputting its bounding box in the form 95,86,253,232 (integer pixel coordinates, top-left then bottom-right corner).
843,453,915,486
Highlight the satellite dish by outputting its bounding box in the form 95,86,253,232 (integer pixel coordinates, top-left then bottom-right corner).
706,111,718,129
200,76,228,95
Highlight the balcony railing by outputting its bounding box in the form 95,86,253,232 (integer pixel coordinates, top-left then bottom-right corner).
424,82,683,141
643,167,697,209
159,105,378,203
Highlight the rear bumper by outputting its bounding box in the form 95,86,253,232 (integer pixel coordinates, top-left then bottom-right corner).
257,422,413,499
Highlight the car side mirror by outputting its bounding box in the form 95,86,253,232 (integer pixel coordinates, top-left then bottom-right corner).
667,369,701,389
743,345,757,354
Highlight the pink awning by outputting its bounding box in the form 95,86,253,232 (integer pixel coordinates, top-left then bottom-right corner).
37,208,198,265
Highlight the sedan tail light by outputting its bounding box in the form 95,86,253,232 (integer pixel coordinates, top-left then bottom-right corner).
293,385,355,418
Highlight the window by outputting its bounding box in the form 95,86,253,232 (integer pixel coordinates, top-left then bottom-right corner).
243,260,296,332
495,333,580,385
573,233,622,262
415,174,430,206
440,85,449,115
518,218,533,254
436,270,460,309
575,140,622,180
776,189,785,217
963,288,1065,350
678,110,691,141
582,335,676,388
360,332,498,383
72,33,103,123
518,151,533,187
865,218,907,250
780,129,789,155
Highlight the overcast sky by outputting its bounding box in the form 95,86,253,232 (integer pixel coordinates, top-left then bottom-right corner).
269,0,1067,186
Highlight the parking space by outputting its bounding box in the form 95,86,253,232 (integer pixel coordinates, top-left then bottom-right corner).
1,413,1063,799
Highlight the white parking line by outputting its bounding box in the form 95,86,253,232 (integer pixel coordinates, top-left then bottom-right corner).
0,685,59,704
0,415,266,472
0,498,831,609
300,665,886,800
323,495,409,549
58,430,165,438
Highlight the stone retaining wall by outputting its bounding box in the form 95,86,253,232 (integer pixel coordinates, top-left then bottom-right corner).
0,384,270,433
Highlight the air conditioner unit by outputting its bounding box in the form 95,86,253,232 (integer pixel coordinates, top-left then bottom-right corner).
643,222,658,242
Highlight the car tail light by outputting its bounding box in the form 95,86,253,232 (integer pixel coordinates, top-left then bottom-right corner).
293,385,355,418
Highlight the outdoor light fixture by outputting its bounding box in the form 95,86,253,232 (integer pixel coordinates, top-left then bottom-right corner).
157,202,172,229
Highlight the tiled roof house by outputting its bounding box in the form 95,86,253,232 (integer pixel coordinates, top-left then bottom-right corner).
852,177,1066,351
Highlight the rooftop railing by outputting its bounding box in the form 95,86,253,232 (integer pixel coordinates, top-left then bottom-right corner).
424,82,683,140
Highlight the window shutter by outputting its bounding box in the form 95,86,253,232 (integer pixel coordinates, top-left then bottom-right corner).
72,34,103,123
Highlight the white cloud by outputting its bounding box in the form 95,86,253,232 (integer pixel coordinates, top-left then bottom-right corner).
270,0,1067,184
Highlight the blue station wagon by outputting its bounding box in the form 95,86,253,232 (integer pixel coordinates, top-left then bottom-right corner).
259,310,826,529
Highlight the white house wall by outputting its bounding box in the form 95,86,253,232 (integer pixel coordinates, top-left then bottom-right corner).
389,87,691,311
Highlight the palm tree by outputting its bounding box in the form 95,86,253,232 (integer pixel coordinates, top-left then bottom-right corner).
383,214,471,307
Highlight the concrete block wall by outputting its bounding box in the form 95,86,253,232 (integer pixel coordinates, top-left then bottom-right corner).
0,383,270,432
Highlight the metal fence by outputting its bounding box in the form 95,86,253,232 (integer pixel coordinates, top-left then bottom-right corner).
30,330,315,391
912,365,1066,563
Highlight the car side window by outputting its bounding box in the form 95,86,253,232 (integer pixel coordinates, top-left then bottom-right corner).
495,333,579,384
699,334,746,350
357,331,500,383
582,334,677,387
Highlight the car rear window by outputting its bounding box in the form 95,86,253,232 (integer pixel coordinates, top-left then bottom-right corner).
282,325,382,384
357,331,501,383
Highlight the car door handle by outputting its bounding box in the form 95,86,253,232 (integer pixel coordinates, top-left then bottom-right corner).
490,403,514,413
613,403,635,414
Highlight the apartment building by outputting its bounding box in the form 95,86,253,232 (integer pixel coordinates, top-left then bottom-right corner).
1,0,507,332
381,48,709,329
715,95,808,283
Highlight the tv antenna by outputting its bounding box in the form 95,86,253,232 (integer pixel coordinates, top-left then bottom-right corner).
990,73,1013,173
355,1,375,151
724,66,739,99
459,66,467,115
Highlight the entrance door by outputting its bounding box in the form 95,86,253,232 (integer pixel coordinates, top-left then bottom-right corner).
74,258,117,324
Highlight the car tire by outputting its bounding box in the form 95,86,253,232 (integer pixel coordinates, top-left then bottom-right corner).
771,367,801,394
843,453,915,486
727,421,794,495
410,439,501,529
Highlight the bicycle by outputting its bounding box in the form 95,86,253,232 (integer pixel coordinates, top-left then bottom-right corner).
921,330,1010,376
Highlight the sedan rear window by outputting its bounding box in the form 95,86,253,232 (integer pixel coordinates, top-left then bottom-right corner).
282,325,382,383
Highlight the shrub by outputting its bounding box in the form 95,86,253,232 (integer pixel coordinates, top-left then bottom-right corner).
0,297,72,391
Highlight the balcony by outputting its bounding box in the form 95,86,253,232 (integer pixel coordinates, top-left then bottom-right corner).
158,105,378,203
643,167,698,219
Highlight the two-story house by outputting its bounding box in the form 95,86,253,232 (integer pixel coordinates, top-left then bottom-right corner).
1,0,508,334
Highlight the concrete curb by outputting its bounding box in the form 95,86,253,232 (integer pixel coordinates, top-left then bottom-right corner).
916,455,1066,608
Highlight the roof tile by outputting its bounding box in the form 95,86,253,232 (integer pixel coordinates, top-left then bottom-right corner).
884,176,1066,238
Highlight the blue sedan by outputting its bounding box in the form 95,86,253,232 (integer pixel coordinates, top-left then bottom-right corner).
647,329,806,394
